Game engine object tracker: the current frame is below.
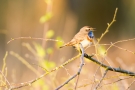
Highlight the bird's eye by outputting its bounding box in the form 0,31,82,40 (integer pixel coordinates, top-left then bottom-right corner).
85,28,90,31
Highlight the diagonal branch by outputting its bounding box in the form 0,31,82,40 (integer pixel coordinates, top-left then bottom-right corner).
126,79,135,90
97,8,118,43
84,53,135,76
94,69,108,90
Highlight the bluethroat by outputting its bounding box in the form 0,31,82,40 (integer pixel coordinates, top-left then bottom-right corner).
60,26,95,50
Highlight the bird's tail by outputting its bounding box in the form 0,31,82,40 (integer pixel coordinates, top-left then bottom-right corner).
59,45,65,48
59,42,72,48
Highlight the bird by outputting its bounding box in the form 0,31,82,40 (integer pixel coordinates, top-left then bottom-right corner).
60,26,95,51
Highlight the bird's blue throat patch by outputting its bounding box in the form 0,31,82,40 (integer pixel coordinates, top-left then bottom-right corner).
88,31,94,38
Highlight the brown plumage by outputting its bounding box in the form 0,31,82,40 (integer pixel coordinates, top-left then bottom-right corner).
60,26,95,48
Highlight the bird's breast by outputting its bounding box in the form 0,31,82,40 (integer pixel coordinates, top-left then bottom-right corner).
80,39,92,48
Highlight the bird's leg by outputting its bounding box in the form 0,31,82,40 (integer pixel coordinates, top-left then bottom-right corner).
78,43,83,55
77,48,82,55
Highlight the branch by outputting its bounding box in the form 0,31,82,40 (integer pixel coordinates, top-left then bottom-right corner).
126,79,135,90
7,37,63,44
105,38,135,54
99,77,132,89
9,54,80,90
84,53,135,76
55,44,85,90
0,70,11,89
97,8,118,43
94,69,108,90
77,75,132,89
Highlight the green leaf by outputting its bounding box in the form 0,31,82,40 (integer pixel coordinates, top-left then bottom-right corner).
32,79,49,90
97,45,106,56
46,48,53,54
45,30,54,38
55,36,64,48
111,83,119,90
33,42,45,58
40,60,55,70
39,12,52,23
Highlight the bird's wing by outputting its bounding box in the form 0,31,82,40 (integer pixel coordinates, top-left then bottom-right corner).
65,33,87,46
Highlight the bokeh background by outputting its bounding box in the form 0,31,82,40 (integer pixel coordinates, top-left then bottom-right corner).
0,0,135,90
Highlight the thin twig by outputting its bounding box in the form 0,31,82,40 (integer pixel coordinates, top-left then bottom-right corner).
91,65,100,90
10,51,41,76
62,66,71,77
97,8,118,43
126,79,135,90
0,70,11,89
55,43,85,90
7,37,63,44
75,75,80,90
31,63,49,72
98,43,135,55
77,75,131,89
99,77,132,89
55,74,78,90
105,38,135,54
94,69,108,90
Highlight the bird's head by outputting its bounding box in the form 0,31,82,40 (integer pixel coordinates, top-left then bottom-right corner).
80,26,95,38
80,26,95,33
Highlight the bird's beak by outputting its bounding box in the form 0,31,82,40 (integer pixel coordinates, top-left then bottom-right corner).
91,28,96,31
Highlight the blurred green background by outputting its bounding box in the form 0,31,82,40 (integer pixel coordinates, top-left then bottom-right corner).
0,0,135,90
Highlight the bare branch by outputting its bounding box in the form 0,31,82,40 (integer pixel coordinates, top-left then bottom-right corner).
77,75,132,89
7,37,63,44
126,79,135,90
91,58,105,90
84,53,135,76
105,38,135,54
97,8,118,43
9,54,80,90
99,77,132,89
55,43,85,90
94,69,108,90
0,70,11,89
